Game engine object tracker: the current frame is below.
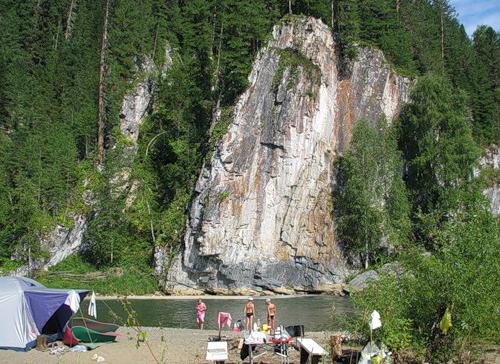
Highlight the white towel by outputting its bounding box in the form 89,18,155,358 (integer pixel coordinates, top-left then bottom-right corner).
88,291,97,319
65,290,81,313
369,310,382,330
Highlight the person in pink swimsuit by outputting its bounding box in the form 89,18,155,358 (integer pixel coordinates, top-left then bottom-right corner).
196,299,207,330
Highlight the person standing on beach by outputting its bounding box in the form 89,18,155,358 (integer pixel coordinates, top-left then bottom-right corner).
266,298,276,328
196,299,207,330
244,297,255,331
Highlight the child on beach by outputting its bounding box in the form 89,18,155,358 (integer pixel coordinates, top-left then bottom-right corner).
243,297,255,331
196,299,207,330
266,298,276,329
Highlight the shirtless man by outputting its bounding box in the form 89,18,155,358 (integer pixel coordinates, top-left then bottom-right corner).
266,298,276,329
244,297,255,331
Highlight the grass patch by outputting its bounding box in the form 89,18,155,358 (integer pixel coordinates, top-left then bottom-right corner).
272,47,321,94
0,258,24,275
206,106,234,162
477,167,500,188
217,191,230,202
35,254,158,295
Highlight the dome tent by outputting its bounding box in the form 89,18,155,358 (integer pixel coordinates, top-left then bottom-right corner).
0,276,89,351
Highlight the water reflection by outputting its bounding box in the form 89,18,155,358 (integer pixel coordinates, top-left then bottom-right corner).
81,295,352,331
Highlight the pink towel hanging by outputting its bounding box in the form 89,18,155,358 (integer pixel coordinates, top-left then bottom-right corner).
217,312,232,330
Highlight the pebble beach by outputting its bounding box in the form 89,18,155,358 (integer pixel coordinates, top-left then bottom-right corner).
0,327,333,364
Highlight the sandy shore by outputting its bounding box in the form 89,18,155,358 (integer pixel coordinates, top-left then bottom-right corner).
0,327,334,364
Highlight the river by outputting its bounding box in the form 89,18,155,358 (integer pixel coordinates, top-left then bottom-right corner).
81,295,352,332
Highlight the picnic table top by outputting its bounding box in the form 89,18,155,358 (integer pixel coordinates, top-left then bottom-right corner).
207,341,228,350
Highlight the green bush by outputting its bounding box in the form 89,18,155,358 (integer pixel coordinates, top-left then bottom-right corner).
345,193,499,361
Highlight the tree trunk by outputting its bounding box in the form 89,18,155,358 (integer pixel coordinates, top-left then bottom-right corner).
288,0,292,14
331,0,334,29
54,19,61,50
396,0,400,13
210,20,224,133
152,23,159,60
97,0,110,164
365,243,369,269
65,0,77,40
440,12,445,71
28,245,32,276
212,20,224,93
146,200,156,244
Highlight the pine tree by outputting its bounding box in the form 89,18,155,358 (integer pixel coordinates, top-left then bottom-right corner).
358,0,415,72
398,74,480,247
336,0,360,59
471,26,499,144
336,118,410,267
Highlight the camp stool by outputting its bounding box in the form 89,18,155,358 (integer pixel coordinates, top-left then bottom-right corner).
206,341,228,363
297,338,327,364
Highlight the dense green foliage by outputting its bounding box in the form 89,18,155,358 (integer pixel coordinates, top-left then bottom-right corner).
334,0,498,143
335,119,410,267
471,26,500,144
399,74,480,248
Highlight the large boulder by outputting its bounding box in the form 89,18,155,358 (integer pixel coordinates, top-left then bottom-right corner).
346,270,380,293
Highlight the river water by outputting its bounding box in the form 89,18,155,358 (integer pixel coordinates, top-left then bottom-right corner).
81,295,352,331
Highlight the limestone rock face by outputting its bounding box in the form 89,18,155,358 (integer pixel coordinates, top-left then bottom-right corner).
9,215,87,276
113,46,173,204
164,17,410,294
476,144,499,215
346,270,380,293
119,48,172,157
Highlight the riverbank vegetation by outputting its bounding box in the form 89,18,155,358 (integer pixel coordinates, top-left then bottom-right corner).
36,255,157,295
336,74,499,362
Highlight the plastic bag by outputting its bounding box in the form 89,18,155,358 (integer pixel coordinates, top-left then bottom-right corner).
439,306,452,335
369,310,382,330
371,353,383,364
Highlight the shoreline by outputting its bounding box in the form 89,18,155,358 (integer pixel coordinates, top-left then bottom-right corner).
92,293,344,300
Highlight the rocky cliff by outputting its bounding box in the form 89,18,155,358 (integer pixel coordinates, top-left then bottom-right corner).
164,17,410,295
476,144,499,216
112,47,172,206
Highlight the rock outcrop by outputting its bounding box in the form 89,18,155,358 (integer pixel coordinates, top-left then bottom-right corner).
163,17,410,295
112,46,173,205
475,144,499,215
9,214,87,276
346,270,380,293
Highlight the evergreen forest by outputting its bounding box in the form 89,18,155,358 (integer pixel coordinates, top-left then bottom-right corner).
0,0,498,361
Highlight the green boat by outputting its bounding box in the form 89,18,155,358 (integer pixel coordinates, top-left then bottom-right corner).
70,317,120,333
70,326,121,343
